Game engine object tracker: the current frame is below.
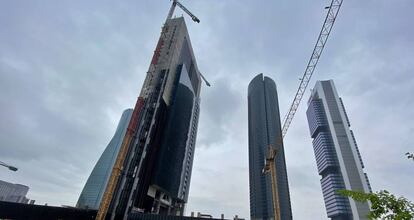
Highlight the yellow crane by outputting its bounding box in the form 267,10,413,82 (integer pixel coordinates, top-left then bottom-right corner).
262,146,281,220
95,98,144,220
262,0,343,219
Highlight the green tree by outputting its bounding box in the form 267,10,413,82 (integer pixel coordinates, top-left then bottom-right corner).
338,190,414,220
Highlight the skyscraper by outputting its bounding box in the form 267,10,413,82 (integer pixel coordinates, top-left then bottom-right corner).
105,16,202,219
77,109,133,209
306,80,372,220
248,74,292,220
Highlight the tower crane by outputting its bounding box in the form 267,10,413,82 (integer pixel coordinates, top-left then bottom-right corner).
95,1,201,220
281,0,343,138
262,147,280,220
167,0,200,23
263,0,343,219
167,0,211,87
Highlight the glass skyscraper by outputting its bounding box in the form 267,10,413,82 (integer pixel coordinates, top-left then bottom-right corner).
306,80,372,220
248,74,292,220
77,109,133,209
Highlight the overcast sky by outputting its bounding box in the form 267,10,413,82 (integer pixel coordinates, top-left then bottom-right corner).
1,0,413,219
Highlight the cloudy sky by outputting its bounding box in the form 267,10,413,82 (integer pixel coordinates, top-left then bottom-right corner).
1,0,413,219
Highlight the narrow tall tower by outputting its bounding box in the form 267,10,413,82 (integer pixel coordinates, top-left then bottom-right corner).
306,80,372,220
77,109,133,209
248,74,292,220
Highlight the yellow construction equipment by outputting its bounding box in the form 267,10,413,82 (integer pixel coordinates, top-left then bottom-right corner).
95,98,144,220
262,146,281,220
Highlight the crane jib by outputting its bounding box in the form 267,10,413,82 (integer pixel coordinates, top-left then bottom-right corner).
281,0,343,138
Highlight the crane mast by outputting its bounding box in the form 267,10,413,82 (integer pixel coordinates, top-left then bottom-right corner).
262,147,280,220
281,0,343,138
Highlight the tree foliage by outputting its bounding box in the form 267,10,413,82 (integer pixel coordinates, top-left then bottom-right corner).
338,190,414,220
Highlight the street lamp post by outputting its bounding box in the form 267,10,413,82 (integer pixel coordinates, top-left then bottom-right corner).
0,161,18,171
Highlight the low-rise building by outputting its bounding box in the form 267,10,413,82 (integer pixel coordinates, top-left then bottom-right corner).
0,179,30,203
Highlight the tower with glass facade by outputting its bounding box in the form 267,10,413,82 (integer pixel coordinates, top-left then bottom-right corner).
77,109,133,209
306,80,372,220
248,73,292,220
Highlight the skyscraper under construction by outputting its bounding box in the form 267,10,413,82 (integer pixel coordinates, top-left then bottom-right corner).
97,13,204,219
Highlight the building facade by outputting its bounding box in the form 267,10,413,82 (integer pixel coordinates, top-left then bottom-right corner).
0,180,29,204
248,74,292,220
306,80,372,220
107,16,202,219
77,109,133,209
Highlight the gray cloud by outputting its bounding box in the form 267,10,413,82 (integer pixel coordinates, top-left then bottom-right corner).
197,76,243,147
